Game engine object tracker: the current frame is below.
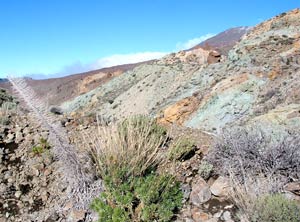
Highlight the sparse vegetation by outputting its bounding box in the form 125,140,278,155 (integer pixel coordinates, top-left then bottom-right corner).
91,115,167,178
228,177,300,222
0,115,10,125
0,89,18,125
117,115,167,152
32,145,44,155
89,115,183,221
208,127,300,221
168,137,196,161
198,161,214,180
208,127,300,183
32,138,51,155
1,101,17,110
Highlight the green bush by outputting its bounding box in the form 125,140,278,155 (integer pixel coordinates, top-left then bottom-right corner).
168,138,196,161
0,89,16,107
198,161,214,180
0,93,18,125
251,194,300,222
32,137,51,155
134,174,183,221
91,197,130,222
2,101,17,110
32,145,44,155
91,171,183,222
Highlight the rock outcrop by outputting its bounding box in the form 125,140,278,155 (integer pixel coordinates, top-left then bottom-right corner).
184,9,300,137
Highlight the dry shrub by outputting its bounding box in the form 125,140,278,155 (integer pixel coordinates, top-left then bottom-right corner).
0,101,18,125
229,175,300,222
228,172,280,221
208,127,300,184
208,127,300,221
87,115,168,180
8,78,101,210
86,115,183,221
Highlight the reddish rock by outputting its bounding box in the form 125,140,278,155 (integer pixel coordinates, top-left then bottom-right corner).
210,176,231,197
207,50,221,64
190,177,212,206
191,208,210,222
158,96,200,125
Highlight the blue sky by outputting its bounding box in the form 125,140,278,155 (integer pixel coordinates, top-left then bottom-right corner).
0,0,299,78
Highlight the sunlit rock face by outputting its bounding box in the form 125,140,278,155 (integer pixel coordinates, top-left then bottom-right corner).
62,9,300,138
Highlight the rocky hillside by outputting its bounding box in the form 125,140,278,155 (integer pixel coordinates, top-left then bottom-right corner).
2,8,300,222
62,9,300,140
0,89,99,221
181,8,300,138
59,28,244,116
60,47,221,116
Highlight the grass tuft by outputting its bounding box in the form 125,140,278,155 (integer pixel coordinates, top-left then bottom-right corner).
90,115,168,180
88,115,183,222
168,137,196,161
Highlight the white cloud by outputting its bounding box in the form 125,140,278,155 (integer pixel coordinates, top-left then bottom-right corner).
176,33,215,50
26,34,216,78
55,51,167,77
91,52,167,70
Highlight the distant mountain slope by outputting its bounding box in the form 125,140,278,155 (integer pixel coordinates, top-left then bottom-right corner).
0,61,149,105
0,78,8,83
190,26,250,54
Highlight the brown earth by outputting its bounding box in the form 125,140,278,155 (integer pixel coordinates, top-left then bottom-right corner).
0,61,150,106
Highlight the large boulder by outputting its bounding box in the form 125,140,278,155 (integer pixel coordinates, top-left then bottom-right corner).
158,96,200,125
49,106,63,115
210,176,231,197
190,177,211,206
